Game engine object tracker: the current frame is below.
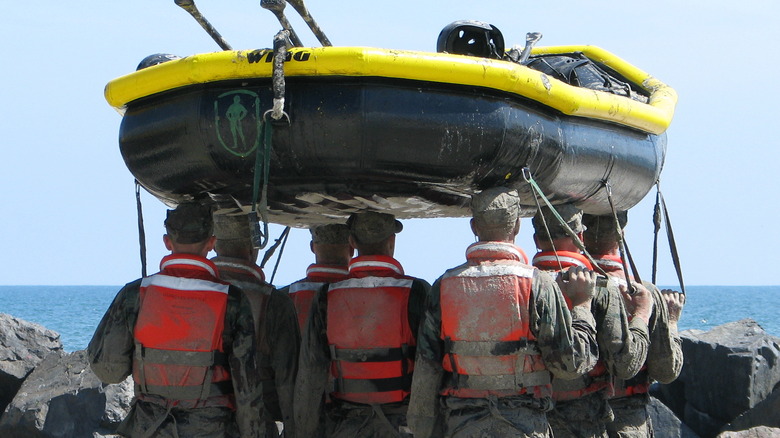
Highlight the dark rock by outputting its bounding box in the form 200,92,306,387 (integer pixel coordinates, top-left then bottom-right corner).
648,396,700,438
723,384,780,432
0,349,133,437
678,319,780,428
652,378,687,420
717,426,780,438
0,313,62,415
684,402,723,438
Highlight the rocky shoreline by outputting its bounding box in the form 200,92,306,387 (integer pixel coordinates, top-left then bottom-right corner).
0,313,778,437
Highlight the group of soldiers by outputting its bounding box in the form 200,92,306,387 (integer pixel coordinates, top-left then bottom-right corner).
87,186,684,438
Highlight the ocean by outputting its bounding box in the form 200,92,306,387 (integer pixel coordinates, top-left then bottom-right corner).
1,285,778,352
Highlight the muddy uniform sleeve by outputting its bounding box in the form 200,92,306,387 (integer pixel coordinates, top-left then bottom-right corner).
294,285,332,438
87,280,141,383
408,278,432,339
530,270,599,379
645,284,683,383
267,289,301,437
225,285,265,437
591,283,650,380
408,277,444,438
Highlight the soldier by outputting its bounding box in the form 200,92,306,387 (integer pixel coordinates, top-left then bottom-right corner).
582,212,684,438
87,202,263,437
532,205,654,438
280,223,353,331
211,213,300,436
407,187,600,438
294,211,431,438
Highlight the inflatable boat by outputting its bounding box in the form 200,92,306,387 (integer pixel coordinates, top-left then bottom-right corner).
105,28,676,226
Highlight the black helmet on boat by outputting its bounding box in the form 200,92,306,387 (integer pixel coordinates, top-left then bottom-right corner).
136,53,181,71
436,20,505,60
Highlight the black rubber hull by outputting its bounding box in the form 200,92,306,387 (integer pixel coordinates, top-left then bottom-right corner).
119,76,665,225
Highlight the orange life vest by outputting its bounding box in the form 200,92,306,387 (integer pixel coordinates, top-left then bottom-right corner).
287,264,349,331
326,256,416,405
533,251,611,402
439,242,551,399
133,254,234,409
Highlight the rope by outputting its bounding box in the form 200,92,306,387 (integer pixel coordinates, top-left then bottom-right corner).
603,181,638,293
134,181,148,277
528,183,563,272
250,29,294,251
260,226,291,275
521,168,608,277
270,30,289,121
655,181,686,294
652,189,662,284
269,227,290,284
249,116,272,250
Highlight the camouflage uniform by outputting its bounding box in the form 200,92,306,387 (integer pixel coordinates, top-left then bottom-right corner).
581,212,683,438
87,270,263,437
532,206,650,438
213,255,301,437
605,283,683,438
408,242,599,438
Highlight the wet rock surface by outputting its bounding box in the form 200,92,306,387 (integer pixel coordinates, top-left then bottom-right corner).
648,396,700,437
0,313,63,414
0,348,133,437
655,319,780,438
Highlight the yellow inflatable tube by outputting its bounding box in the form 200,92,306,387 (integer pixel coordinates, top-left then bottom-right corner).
105,46,676,135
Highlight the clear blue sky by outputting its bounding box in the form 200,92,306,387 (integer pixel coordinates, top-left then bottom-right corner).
1,1,778,287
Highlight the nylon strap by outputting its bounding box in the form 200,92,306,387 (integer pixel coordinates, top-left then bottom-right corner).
249,105,273,250
140,380,234,401
657,183,686,294
445,340,537,357
139,347,228,367
333,374,413,394
134,181,148,278
521,168,607,276
652,189,662,284
332,346,417,363
451,370,551,391
603,181,639,292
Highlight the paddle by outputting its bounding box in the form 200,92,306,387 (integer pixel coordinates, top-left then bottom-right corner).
174,0,232,51
286,0,331,46
260,0,304,47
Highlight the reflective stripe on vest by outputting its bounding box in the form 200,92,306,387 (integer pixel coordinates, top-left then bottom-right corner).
532,250,593,271
593,255,624,272
439,253,551,399
326,276,415,404
134,273,233,407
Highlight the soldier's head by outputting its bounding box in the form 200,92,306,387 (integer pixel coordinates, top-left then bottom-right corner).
532,203,584,252
213,213,257,262
163,201,216,256
346,211,403,256
469,187,521,242
309,223,353,266
582,211,628,256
